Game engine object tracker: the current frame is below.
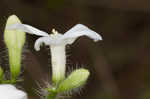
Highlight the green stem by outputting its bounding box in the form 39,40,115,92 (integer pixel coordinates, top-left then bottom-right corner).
46,92,57,99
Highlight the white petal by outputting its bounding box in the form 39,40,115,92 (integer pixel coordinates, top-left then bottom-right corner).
6,23,49,37
34,37,50,51
34,34,65,51
62,24,102,44
0,84,27,99
34,37,57,51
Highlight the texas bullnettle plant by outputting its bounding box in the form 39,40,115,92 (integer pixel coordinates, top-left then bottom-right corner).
0,15,102,99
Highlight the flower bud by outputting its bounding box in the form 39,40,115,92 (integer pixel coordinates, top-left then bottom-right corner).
4,15,26,81
56,68,90,93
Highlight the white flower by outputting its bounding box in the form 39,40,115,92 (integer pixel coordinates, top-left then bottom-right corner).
0,84,27,99
6,23,102,84
6,24,102,51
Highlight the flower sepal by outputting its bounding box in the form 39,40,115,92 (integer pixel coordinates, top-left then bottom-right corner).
56,68,90,93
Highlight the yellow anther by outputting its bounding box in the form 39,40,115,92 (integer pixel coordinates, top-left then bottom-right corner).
52,28,58,35
52,28,55,33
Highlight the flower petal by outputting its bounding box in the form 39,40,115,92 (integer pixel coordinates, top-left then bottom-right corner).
62,24,102,44
34,34,65,51
34,37,60,51
6,23,49,37
34,37,50,51
0,84,27,99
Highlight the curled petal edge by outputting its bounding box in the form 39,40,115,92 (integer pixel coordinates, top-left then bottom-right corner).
34,37,54,51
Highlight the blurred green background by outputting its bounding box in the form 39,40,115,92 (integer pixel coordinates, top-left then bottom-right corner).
1,0,150,99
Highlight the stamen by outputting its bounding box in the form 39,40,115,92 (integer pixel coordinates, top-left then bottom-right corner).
52,28,58,35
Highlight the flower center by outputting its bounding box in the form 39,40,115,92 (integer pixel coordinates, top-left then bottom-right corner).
51,28,58,35
50,28,63,40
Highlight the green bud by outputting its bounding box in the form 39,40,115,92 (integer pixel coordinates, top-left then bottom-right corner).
4,15,26,81
4,15,25,50
56,68,90,93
